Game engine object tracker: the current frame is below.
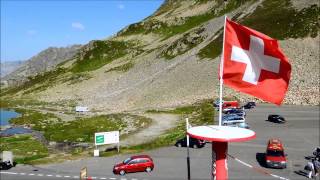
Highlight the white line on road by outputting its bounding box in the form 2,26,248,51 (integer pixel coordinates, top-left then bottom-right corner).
47,174,53,177
228,154,290,180
0,172,17,175
29,173,35,176
109,178,117,180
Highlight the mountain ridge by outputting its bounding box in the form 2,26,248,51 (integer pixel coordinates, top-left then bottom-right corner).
1,0,319,111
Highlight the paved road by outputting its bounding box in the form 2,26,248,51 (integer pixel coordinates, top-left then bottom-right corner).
1,104,319,180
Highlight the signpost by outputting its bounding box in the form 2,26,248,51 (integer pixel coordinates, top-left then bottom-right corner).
94,131,120,156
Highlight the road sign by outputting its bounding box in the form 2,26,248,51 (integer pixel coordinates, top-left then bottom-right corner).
94,131,119,146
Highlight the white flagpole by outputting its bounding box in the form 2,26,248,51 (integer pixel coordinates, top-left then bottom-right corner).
186,118,191,180
218,16,227,126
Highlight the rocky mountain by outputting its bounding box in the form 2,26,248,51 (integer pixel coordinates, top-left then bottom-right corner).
2,45,82,87
0,60,24,78
2,0,319,111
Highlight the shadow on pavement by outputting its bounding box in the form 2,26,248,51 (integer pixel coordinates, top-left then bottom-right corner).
256,152,267,168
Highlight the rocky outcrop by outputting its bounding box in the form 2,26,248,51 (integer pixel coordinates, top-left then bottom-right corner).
3,45,81,86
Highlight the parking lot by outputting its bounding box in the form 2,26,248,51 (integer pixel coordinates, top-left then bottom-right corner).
1,104,319,180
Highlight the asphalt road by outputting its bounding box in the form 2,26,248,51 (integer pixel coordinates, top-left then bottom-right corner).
1,104,319,180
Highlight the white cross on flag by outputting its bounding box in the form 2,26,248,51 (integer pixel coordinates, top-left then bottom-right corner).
222,19,291,105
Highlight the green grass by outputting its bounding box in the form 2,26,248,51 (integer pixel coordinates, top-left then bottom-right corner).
9,108,62,130
65,73,92,85
241,0,319,39
0,135,49,164
118,0,249,39
10,110,151,143
160,27,206,59
157,0,248,39
105,62,134,73
71,40,142,73
1,68,66,96
101,99,215,156
137,100,215,149
43,115,127,142
198,0,319,59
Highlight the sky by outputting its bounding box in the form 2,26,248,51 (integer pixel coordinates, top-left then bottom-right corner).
0,0,164,62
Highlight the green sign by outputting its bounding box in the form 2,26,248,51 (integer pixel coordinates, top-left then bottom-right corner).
96,135,104,144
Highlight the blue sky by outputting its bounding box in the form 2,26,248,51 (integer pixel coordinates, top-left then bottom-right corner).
1,0,164,62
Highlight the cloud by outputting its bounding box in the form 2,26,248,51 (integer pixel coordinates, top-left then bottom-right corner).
27,30,37,36
71,22,85,31
117,4,125,10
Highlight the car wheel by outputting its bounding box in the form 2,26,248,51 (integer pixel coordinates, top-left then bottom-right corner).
177,143,182,147
146,167,152,172
192,144,197,148
119,170,126,176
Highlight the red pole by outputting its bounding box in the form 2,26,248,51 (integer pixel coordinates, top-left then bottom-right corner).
212,141,228,180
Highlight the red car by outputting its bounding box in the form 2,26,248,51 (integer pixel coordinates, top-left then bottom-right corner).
265,139,287,168
113,155,154,175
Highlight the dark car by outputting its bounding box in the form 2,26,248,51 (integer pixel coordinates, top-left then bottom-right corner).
113,155,154,175
242,102,256,109
223,108,246,117
268,114,286,123
175,136,206,148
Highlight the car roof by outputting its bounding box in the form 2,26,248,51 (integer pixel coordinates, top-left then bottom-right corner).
267,139,284,150
131,155,152,159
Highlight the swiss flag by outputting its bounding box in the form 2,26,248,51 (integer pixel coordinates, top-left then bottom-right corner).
222,18,291,105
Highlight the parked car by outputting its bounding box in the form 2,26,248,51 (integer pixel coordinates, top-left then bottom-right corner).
175,136,206,148
265,139,287,169
223,121,250,129
223,114,245,122
213,99,223,107
268,114,286,123
242,102,256,109
223,108,246,117
215,100,239,110
113,155,154,175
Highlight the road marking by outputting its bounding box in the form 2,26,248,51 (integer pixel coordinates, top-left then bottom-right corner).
0,171,138,180
0,172,17,175
228,154,290,180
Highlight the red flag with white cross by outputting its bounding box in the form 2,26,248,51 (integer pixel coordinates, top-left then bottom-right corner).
222,18,291,105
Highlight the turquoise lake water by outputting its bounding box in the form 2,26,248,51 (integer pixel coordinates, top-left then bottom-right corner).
0,109,20,126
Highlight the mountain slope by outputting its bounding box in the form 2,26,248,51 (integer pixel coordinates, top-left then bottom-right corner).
0,60,24,78
2,45,82,87
2,0,319,111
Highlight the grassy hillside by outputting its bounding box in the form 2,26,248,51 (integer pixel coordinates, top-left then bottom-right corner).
198,0,319,59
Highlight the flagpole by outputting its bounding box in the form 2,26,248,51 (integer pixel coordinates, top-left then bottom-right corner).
218,16,227,126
